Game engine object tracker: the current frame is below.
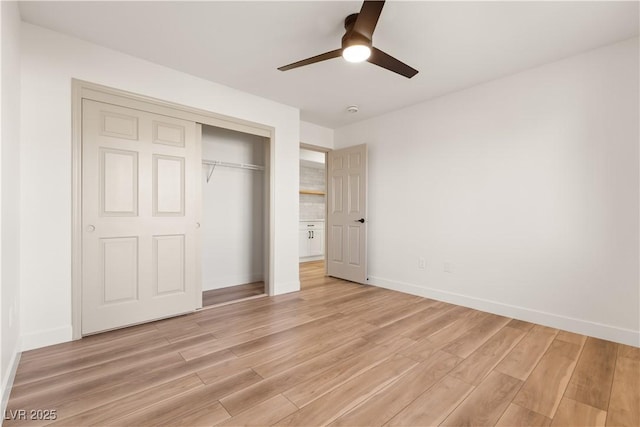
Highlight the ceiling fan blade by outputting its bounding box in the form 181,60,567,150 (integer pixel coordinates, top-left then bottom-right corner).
352,0,385,40
368,47,418,79
278,49,342,71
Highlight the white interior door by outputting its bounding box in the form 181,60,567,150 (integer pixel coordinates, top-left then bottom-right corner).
82,99,200,335
327,144,367,283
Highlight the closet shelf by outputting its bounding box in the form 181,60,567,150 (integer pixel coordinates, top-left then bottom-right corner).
300,190,326,196
203,159,264,183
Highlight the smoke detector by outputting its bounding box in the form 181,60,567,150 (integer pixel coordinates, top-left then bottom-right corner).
346,105,359,113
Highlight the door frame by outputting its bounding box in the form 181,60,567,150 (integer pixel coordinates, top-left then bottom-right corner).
71,80,275,339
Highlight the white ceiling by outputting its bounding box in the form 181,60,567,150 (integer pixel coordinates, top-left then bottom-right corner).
19,1,639,129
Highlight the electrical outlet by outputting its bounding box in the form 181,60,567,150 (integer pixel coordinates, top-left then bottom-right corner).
418,257,426,270
444,262,453,273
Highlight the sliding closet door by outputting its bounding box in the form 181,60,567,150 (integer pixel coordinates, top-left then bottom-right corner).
81,99,201,335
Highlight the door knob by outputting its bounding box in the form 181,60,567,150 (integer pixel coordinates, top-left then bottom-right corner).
355,218,365,223
87,225,96,232
196,222,201,229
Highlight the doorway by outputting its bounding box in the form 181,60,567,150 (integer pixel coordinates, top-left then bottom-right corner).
298,143,369,286
299,146,328,273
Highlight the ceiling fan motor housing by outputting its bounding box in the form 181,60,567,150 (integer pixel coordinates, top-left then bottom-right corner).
342,13,373,49
344,13,359,30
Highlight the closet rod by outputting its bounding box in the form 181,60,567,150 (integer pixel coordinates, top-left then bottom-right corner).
202,159,265,183
202,159,265,171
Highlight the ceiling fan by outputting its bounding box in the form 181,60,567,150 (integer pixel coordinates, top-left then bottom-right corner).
277,0,418,79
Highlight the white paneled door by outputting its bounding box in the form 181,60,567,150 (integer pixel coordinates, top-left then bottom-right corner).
82,99,200,335
327,144,368,284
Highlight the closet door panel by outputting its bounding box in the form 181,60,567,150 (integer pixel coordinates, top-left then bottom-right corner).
153,154,185,216
153,120,185,147
153,234,185,295
100,148,138,216
101,237,139,303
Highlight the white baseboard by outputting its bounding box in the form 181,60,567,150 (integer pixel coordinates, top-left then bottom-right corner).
370,276,640,347
21,325,73,352
202,273,265,291
1,349,21,420
273,280,300,296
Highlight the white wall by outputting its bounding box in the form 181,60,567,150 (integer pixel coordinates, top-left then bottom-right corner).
300,121,334,150
202,126,265,290
300,148,325,164
1,0,22,412
20,23,300,351
335,38,639,346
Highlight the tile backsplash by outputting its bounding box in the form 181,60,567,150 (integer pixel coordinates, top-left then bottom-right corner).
300,160,325,220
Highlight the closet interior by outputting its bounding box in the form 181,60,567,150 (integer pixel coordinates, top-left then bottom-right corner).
201,125,267,306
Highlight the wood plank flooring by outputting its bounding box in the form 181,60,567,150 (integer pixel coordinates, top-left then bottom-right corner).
202,282,265,307
5,261,638,426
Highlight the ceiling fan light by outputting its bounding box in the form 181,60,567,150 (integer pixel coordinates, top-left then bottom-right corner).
342,45,371,63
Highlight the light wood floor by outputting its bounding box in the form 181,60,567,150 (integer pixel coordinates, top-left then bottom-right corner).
6,261,639,426
202,282,265,307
